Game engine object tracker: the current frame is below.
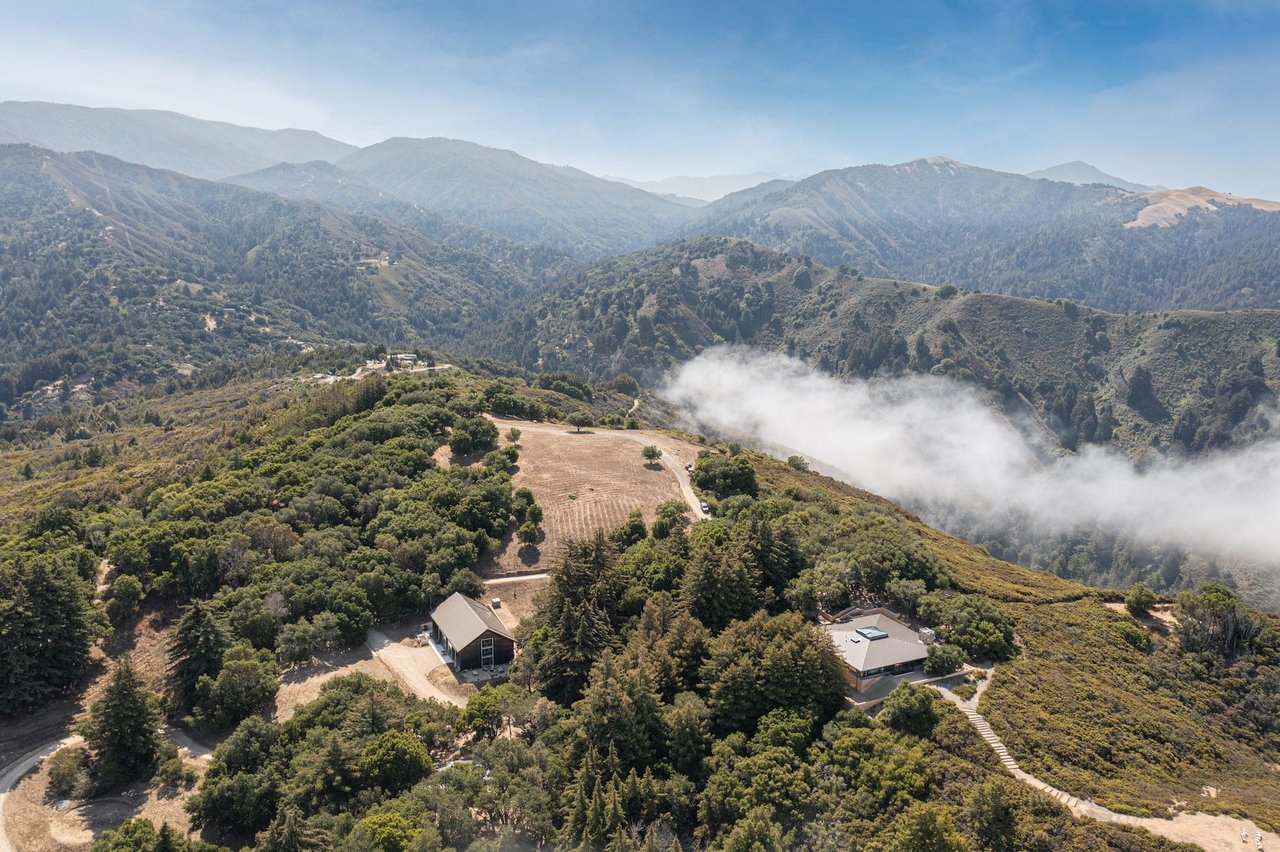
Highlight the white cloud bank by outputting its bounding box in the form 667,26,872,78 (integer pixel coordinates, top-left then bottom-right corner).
663,347,1280,566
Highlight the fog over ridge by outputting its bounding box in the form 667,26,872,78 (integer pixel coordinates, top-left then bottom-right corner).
663,347,1280,567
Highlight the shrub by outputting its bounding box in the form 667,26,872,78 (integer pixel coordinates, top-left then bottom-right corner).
924,644,965,676
46,745,91,799
880,681,937,738
448,416,498,455
1125,582,1157,618
691,454,758,499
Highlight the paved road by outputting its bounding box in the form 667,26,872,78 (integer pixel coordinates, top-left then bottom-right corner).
931,680,1280,851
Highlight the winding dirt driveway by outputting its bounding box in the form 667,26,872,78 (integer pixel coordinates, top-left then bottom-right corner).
932,679,1280,851
0,735,81,852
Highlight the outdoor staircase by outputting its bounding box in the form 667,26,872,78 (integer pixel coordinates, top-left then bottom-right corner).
958,705,1087,811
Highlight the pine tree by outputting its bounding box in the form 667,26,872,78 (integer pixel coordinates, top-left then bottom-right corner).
167,600,229,710
586,785,608,848
0,559,93,712
79,655,161,785
154,823,183,852
258,804,328,851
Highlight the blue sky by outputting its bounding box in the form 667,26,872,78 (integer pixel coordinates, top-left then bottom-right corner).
2,0,1279,195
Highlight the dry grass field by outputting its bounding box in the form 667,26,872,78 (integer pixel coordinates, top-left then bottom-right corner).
486,575,550,634
479,419,699,575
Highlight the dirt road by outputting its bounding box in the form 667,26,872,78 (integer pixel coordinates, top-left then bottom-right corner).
365,628,471,708
0,735,81,852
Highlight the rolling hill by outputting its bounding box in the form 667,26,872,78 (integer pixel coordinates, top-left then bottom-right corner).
0,144,539,404
333,137,693,256
484,237,1280,458
0,100,355,179
687,157,1280,312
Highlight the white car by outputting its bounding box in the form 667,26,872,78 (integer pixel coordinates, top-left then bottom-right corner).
699,502,710,514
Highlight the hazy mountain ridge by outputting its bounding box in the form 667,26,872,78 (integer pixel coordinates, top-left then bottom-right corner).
10,103,1280,313
334,137,692,257
226,160,577,282
0,100,356,179
687,157,1280,312
1027,160,1158,192
601,171,787,201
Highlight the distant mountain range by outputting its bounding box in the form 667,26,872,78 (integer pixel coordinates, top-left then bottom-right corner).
5,101,1280,315
601,172,789,202
684,156,1280,311
0,143,544,401
329,137,689,256
0,100,355,179
1026,160,1159,192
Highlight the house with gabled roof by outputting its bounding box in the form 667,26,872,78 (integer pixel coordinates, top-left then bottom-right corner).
428,592,516,671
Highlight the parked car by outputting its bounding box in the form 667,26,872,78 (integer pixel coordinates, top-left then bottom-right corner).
700,502,710,514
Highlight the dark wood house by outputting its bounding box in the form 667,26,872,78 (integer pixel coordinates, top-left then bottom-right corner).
428,592,516,671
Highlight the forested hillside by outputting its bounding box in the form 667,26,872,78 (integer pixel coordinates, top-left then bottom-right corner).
479,238,1280,600
1,361,1276,850
686,158,1280,311
226,160,576,282
0,145,541,410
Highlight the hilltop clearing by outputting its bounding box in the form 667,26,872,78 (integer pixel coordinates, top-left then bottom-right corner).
477,418,703,575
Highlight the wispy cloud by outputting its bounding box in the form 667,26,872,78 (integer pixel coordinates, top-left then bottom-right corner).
665,347,1280,567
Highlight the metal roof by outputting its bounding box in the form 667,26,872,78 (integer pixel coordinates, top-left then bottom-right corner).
825,613,928,674
430,592,514,649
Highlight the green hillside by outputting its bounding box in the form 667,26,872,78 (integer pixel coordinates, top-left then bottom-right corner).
484,237,1280,457
0,145,539,409
0,361,1274,849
